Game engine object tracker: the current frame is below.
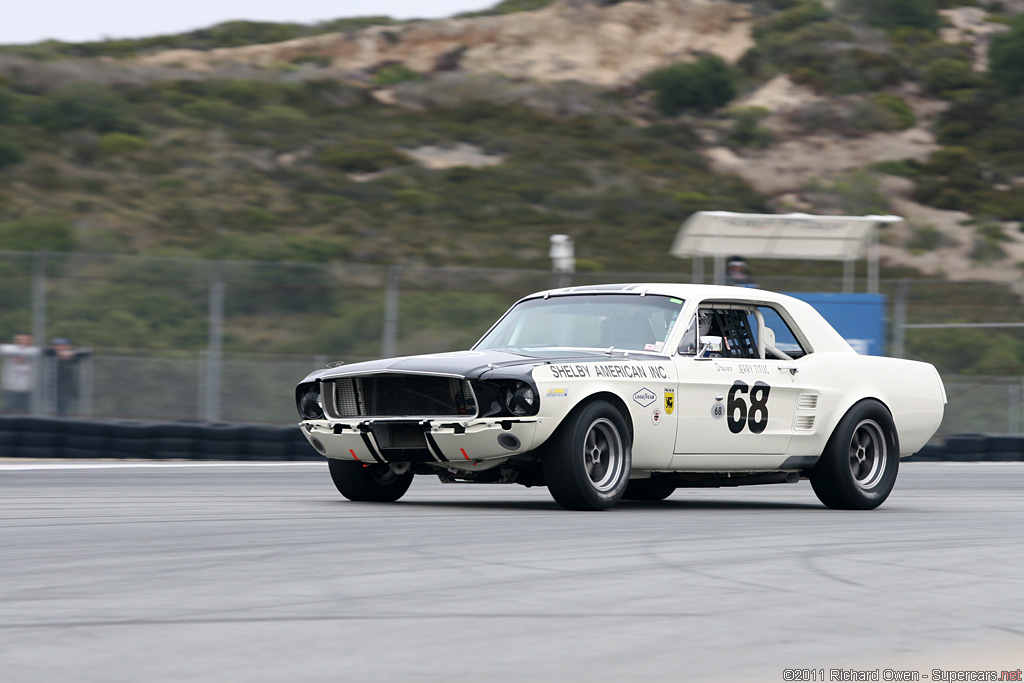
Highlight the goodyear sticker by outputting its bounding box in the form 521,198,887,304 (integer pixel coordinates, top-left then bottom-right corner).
546,388,568,398
664,389,674,415
632,387,657,407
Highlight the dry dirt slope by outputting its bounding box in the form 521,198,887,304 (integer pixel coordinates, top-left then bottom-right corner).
132,0,1024,294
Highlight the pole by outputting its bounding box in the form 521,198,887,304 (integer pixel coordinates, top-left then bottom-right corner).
713,254,725,286
204,261,224,422
843,259,854,293
692,255,703,284
30,250,48,416
382,265,402,358
892,278,908,358
1009,383,1021,434
868,227,879,294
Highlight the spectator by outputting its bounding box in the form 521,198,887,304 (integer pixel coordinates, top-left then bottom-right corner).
726,256,753,287
1,334,40,414
48,338,92,417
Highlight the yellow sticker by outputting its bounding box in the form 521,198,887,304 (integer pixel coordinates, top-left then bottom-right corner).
664,390,675,415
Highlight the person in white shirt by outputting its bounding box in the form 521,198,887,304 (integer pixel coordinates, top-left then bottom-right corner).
1,334,40,414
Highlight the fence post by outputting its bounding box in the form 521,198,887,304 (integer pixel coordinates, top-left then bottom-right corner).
204,261,224,422
1011,382,1022,434
868,229,879,294
713,254,725,285
382,265,402,359
80,354,94,417
30,250,48,416
891,278,909,358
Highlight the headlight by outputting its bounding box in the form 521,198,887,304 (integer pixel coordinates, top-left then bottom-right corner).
503,381,536,417
297,383,324,420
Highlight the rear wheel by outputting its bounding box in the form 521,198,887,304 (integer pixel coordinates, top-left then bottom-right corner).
328,459,413,502
622,478,676,501
543,400,631,511
810,400,899,510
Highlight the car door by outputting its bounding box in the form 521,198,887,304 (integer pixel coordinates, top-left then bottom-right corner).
672,304,802,456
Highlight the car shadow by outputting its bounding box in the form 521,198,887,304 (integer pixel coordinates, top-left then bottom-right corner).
318,496,824,512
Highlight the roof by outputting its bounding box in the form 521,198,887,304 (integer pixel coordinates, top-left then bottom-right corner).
520,283,855,354
670,211,903,261
529,282,796,304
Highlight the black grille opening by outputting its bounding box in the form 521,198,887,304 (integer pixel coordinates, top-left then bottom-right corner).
327,374,476,418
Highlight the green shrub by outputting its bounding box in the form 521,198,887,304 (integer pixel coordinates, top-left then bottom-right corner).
372,64,422,87
831,170,892,214
805,170,891,214
98,132,147,156
0,87,18,124
970,219,1011,263
35,83,140,133
0,130,24,168
989,13,1024,95
845,0,940,32
316,142,412,173
457,0,555,17
181,99,245,125
222,207,280,232
204,79,290,108
869,93,916,129
0,216,75,251
234,105,313,150
753,1,832,40
906,222,948,253
870,159,920,176
923,58,980,95
747,14,902,94
642,55,738,114
726,107,774,148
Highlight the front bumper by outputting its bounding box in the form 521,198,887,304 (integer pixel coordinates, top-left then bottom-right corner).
301,417,541,469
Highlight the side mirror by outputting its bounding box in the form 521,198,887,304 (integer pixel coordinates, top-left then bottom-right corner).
699,335,723,355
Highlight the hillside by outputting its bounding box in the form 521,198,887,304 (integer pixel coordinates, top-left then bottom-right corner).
1,0,1023,283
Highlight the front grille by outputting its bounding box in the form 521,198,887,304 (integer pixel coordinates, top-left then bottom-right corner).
325,374,477,418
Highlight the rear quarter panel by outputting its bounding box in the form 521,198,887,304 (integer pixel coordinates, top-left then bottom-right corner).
791,353,946,458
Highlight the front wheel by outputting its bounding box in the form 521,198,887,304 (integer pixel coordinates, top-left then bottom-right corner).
328,459,413,502
543,400,632,511
809,400,899,510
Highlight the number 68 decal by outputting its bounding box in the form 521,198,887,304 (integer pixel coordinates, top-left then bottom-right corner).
727,380,771,435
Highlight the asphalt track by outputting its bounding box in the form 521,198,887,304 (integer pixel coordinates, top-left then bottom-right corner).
2,461,1022,683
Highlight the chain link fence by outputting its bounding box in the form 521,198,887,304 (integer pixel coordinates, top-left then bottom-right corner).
1,250,1022,432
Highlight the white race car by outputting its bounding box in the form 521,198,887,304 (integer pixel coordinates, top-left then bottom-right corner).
296,284,945,510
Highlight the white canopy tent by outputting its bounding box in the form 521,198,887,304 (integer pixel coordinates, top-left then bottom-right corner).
670,211,904,292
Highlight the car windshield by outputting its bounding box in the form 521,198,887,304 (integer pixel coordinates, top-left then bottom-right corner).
474,293,685,354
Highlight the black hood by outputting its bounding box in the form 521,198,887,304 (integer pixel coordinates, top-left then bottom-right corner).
299,348,660,384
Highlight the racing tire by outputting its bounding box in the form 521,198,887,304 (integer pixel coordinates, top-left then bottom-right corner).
543,400,632,511
809,400,899,510
328,458,413,502
622,477,676,502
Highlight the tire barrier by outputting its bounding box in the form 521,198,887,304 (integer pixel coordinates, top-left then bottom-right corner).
0,417,1020,462
907,434,1024,462
0,416,320,461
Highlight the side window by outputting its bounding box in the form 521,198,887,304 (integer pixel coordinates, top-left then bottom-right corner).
709,308,758,359
678,307,758,359
749,306,808,358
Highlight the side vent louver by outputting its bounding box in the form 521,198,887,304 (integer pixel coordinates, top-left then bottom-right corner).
797,393,819,410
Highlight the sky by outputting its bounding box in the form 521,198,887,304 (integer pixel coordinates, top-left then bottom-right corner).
0,1,500,45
